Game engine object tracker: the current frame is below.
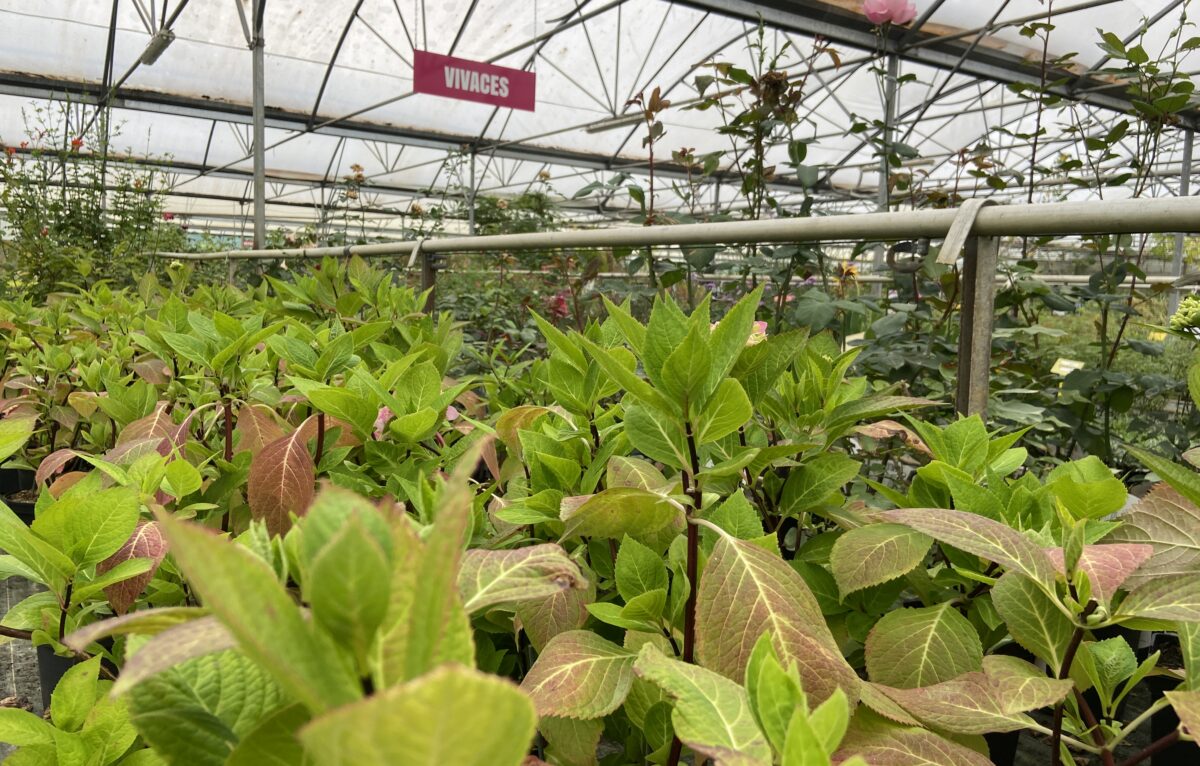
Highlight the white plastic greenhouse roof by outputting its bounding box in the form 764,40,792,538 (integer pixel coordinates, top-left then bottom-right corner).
0,0,1197,237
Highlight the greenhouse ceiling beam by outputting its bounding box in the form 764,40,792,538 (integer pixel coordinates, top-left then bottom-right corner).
674,0,1197,129
0,73,820,195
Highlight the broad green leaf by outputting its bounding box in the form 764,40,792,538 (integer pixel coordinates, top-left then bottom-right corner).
1079,638,1137,700
661,323,712,411
693,379,753,445
458,544,586,613
34,486,141,568
0,416,35,463
112,617,237,695
299,665,536,766
991,572,1074,669
780,453,860,517
882,508,1057,589
782,705,830,766
830,524,931,597
875,672,1050,735
1128,446,1200,508
1108,484,1200,585
708,288,763,393
745,633,804,754
634,645,773,766
696,528,859,706
615,536,668,602
560,488,685,548
1117,573,1200,622
305,513,390,670
49,656,101,733
306,386,376,440
520,630,636,719
808,688,852,757
1049,476,1128,521
0,708,55,746
156,512,361,712
515,566,596,652
606,456,668,491
129,650,287,766
226,704,308,766
865,604,982,688
0,502,76,592
540,715,603,766
623,402,688,469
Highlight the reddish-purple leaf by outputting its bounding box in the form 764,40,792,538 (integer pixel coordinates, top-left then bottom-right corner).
1109,484,1200,586
36,448,77,487
132,359,172,385
105,437,168,465
97,521,167,615
1044,544,1153,604
235,403,286,457
247,419,317,536
48,471,87,498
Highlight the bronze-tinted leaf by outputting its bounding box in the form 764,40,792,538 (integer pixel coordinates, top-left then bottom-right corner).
1108,484,1200,585
97,521,167,614
118,402,174,445
835,711,992,766
35,448,77,487
235,403,286,457
1043,544,1153,604
247,421,317,536
458,544,587,614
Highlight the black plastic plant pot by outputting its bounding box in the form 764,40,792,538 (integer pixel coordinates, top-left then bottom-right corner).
1141,634,1199,766
0,468,35,495
6,497,36,525
36,644,77,712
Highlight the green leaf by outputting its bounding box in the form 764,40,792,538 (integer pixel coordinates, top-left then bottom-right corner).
835,710,992,766
693,379,753,445
696,528,859,706
64,607,210,652
164,459,202,499
780,453,860,517
0,708,55,747
1117,573,1200,622
623,402,688,469
112,616,237,695
299,665,536,766
606,456,668,491
520,630,636,719
560,488,685,548
156,512,361,713
225,704,308,766
745,633,805,754
304,513,391,670
35,486,141,568
830,524,931,597
306,387,377,439
661,323,712,411
634,645,773,765
1128,447,1200,508
708,287,763,393
991,572,1074,669
865,604,983,688
458,544,586,613
0,416,35,463
616,536,668,602
129,650,287,766
1165,689,1200,740
0,502,75,592
540,716,603,766
882,508,1057,590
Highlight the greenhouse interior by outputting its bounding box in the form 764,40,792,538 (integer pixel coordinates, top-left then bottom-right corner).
1,0,1200,764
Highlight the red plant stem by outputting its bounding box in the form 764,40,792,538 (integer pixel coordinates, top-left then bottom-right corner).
668,423,704,766
221,395,234,533
1117,731,1180,766
1051,603,1097,766
1074,689,1114,766
666,739,683,766
315,413,326,466
0,625,32,640
58,580,72,640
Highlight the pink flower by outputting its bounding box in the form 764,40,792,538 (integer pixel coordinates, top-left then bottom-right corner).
863,0,917,25
747,321,769,347
373,406,393,440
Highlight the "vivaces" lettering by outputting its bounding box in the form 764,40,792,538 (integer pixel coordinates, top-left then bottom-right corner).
443,67,510,98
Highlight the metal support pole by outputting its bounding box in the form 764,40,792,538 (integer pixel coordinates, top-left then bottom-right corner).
873,54,899,282
1170,129,1194,316
250,0,267,263
420,249,437,314
468,150,477,236
956,236,1000,417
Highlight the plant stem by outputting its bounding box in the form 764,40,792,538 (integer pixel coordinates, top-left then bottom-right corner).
682,422,703,664
315,412,326,466
1051,602,1097,766
58,580,73,641
1073,688,1114,766
1106,698,1170,750
1117,731,1180,766
0,625,33,640
221,394,234,533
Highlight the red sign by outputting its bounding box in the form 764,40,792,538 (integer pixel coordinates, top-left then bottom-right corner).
413,50,536,111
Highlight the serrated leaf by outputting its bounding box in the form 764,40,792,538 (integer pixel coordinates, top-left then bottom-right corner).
247,422,316,536
521,630,636,719
616,536,668,602
226,704,308,766
458,544,586,613
113,616,238,695
1165,689,1200,739
235,404,285,457
634,645,772,765
1043,544,1152,605
540,715,603,766
991,572,1074,668
560,488,685,548
693,379,753,445
696,530,859,706
50,656,100,732
745,634,804,754
780,453,860,517
882,508,1056,589
156,512,361,712
1117,573,1200,622
305,513,390,669
835,711,992,766
830,524,931,597
516,569,595,652
299,665,535,766
1108,484,1200,585
64,607,209,652
96,521,167,614
865,604,982,688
